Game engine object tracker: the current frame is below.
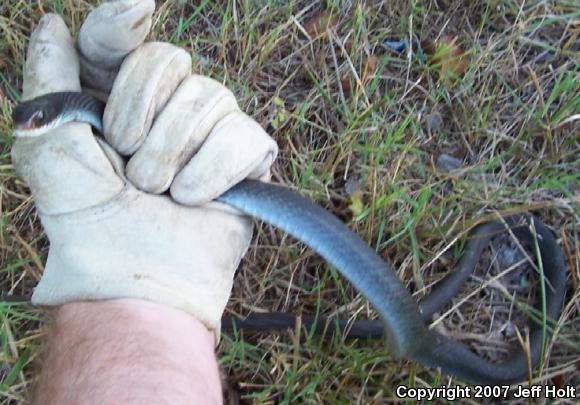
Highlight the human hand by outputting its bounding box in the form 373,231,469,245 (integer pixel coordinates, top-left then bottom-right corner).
11,0,278,335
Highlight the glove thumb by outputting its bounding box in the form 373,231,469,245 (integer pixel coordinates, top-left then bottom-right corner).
12,14,124,215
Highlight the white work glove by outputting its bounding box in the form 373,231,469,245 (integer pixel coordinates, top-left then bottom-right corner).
11,0,278,336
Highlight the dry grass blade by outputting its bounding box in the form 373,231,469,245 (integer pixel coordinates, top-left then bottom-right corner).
1,0,579,403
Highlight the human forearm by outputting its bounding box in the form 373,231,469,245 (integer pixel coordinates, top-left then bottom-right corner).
34,299,222,405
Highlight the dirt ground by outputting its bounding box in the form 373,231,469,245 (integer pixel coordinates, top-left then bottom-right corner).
1,1,578,403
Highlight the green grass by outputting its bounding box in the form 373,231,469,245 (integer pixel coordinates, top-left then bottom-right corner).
1,0,579,403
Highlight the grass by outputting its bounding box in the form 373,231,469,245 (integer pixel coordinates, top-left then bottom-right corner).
1,0,579,403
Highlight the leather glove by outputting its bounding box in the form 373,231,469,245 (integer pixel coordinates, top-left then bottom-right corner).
11,0,278,336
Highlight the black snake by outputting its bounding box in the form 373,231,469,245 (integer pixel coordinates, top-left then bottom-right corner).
11,91,569,385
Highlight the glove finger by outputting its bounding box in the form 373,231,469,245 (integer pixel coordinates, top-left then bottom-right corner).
77,0,155,93
126,75,239,193
104,42,192,155
22,13,80,100
170,112,278,206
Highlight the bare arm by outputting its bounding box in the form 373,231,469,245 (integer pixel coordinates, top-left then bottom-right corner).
34,299,222,405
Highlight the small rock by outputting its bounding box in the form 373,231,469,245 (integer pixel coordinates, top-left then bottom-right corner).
491,235,532,291
500,320,517,339
193,53,212,67
0,363,10,384
426,112,443,133
436,154,462,171
492,235,524,269
344,175,362,195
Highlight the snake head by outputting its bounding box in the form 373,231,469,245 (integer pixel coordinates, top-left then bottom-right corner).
12,94,61,136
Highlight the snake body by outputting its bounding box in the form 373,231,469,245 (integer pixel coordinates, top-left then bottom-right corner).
12,92,568,385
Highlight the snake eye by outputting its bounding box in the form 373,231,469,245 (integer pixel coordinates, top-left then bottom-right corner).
31,110,44,126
